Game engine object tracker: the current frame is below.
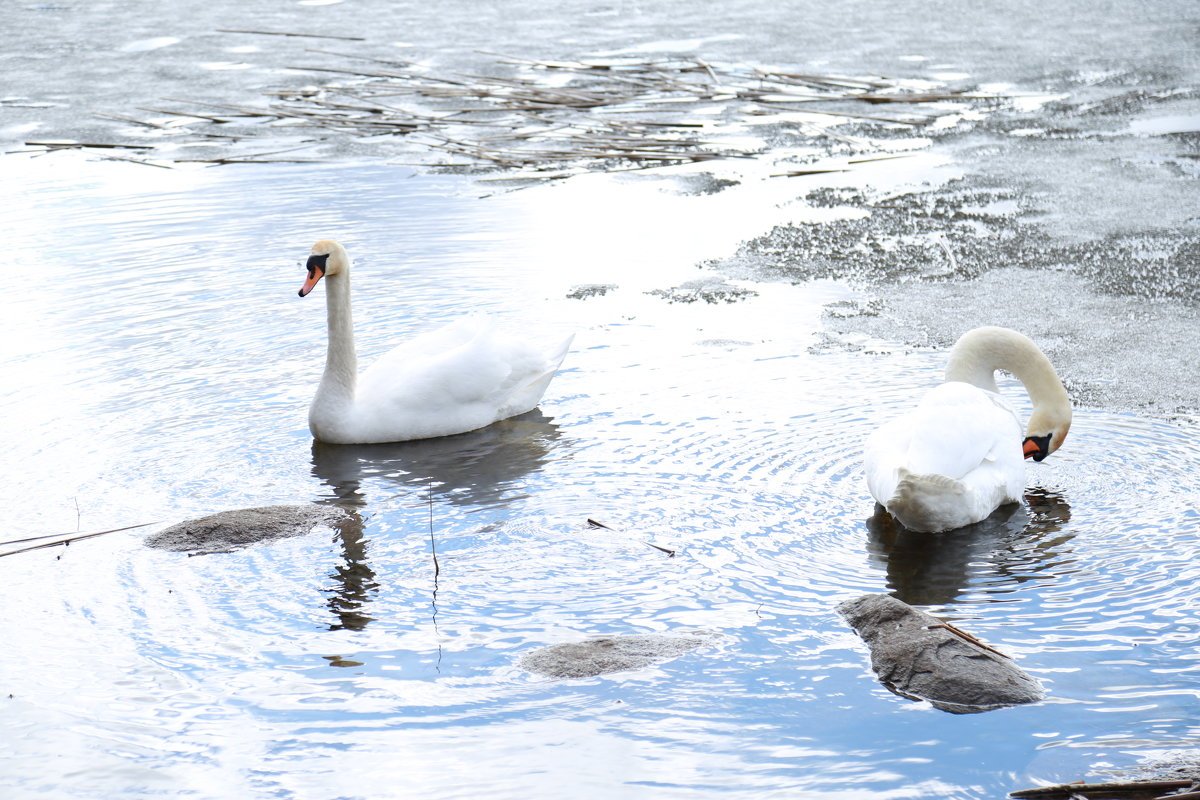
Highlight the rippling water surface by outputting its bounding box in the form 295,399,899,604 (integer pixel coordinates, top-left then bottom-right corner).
2,155,1198,799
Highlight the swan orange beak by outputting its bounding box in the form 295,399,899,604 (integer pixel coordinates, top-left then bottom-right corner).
1023,434,1052,461
298,257,326,297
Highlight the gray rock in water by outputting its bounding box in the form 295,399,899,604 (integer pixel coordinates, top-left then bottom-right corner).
838,593,1044,714
145,504,357,555
520,632,717,679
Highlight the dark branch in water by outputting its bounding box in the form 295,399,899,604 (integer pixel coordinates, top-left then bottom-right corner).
428,482,441,584
587,517,676,557
0,522,158,558
427,481,443,673
1009,778,1197,799
216,28,366,41
25,140,155,150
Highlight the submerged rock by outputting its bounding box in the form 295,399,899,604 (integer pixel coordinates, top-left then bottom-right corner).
838,593,1044,714
520,632,717,679
145,504,357,555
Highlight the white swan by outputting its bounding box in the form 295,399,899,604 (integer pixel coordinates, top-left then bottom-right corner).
297,239,573,444
864,326,1071,533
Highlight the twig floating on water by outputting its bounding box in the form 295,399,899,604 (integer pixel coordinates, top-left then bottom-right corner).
427,481,440,583
770,167,850,178
216,28,366,41
26,140,156,150
847,153,916,164
137,106,236,123
586,517,676,557
856,91,990,104
93,111,173,130
101,155,175,169
0,522,158,558
284,64,411,80
1009,779,1196,799
644,542,676,557
748,103,925,124
159,98,277,118
304,48,414,67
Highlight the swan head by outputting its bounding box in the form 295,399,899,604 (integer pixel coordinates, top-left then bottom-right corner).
299,239,349,297
1022,406,1071,462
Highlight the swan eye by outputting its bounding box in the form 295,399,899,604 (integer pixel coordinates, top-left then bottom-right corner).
306,253,330,274
1022,434,1052,462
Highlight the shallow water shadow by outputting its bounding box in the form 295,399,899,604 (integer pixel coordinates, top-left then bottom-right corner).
865,488,1074,606
310,410,567,508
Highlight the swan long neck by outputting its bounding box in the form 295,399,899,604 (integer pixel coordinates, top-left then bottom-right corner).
318,268,357,404
944,326,1071,436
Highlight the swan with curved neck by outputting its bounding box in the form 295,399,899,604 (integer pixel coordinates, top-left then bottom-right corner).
864,326,1071,533
298,239,572,444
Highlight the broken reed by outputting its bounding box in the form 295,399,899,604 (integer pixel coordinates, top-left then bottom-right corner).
66,49,990,174
0,522,157,558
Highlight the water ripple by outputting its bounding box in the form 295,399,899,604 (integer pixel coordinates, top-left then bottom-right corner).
3,157,1199,799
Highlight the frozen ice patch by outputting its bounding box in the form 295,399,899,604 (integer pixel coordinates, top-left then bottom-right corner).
118,37,180,53
199,61,253,71
1129,114,1200,136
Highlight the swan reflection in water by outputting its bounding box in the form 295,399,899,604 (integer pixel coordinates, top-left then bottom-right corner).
865,488,1074,607
311,410,566,507
319,509,375,632
310,410,567,631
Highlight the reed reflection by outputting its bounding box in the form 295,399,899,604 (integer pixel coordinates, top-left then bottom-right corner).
865,488,1074,606
310,411,566,631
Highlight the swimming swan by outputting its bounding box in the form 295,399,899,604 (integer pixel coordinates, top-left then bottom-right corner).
298,239,573,444
864,326,1071,533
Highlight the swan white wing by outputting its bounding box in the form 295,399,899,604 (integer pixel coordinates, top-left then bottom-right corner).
903,382,1021,479
351,314,569,441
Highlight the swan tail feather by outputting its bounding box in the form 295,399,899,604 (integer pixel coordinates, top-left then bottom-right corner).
885,467,974,533
499,333,574,418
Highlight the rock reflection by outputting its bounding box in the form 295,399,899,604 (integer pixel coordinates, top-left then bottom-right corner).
865,488,1074,606
310,411,566,631
309,410,566,507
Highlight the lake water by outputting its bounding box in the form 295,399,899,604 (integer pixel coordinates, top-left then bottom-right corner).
1,153,1198,799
